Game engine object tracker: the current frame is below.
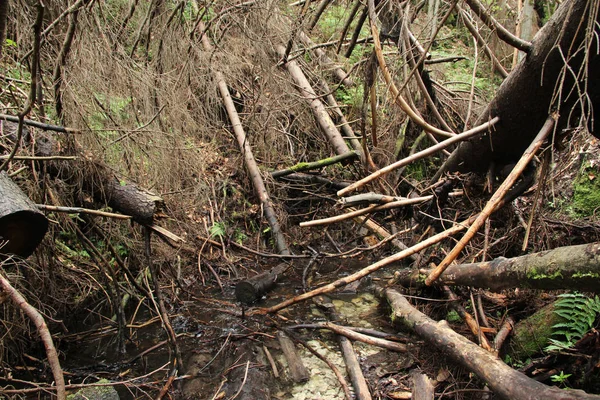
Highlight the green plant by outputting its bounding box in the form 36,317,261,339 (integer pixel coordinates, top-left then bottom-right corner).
545,293,600,352
550,371,572,387
209,221,226,239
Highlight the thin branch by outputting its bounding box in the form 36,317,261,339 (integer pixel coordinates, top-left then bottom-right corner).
464,0,532,52
337,117,499,196
426,115,555,285
0,269,66,400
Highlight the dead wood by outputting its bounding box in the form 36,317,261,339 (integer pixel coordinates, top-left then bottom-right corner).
36,134,163,225
271,151,358,178
344,6,368,58
506,302,563,360
398,242,600,292
464,0,532,52
436,0,600,178
426,116,554,285
298,31,354,87
0,270,66,400
337,0,362,54
258,214,476,314
234,263,289,304
200,23,290,255
277,331,309,383
276,44,353,157
0,172,48,258
411,370,434,400
384,288,600,400
337,118,498,196
315,296,373,400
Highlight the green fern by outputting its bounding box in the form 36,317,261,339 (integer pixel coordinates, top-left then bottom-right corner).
209,222,226,239
546,293,600,352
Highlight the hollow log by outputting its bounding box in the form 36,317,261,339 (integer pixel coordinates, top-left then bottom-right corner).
393,242,600,293
0,172,48,258
234,263,289,304
384,288,600,400
436,0,600,178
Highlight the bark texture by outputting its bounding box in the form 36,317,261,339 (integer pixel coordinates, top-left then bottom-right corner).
0,172,48,258
437,0,600,177
395,242,600,292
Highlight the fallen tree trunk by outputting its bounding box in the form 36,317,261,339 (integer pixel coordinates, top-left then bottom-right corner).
276,44,353,157
298,31,354,87
35,133,163,225
436,0,600,177
393,242,600,293
384,288,600,400
200,23,291,255
0,171,48,258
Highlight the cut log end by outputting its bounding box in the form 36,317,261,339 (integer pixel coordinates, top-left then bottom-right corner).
0,211,48,258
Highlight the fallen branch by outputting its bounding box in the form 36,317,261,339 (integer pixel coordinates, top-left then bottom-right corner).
426,115,554,285
36,204,132,220
464,0,532,52
201,23,290,255
257,214,476,314
272,151,358,178
337,117,497,196
384,288,599,399
315,296,372,400
0,114,78,133
0,269,66,400
276,44,352,157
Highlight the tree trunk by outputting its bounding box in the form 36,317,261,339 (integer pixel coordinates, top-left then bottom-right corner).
36,133,164,225
0,172,48,258
384,288,600,400
436,0,600,178
394,242,600,292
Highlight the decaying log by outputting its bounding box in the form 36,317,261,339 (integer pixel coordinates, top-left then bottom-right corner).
200,22,290,255
506,302,562,360
315,296,373,400
234,263,289,304
411,370,434,400
384,288,600,400
396,242,600,293
35,133,163,225
277,331,309,383
0,172,48,258
276,44,353,157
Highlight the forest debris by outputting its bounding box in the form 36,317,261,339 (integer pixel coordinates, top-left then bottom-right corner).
426,116,555,285
0,269,65,400
493,317,515,353
276,44,353,157
234,263,290,304
259,214,476,314
384,288,600,400
337,117,498,196
199,22,291,255
0,172,48,258
396,242,600,293
411,369,434,400
36,204,131,220
315,296,373,400
271,151,358,178
277,331,310,383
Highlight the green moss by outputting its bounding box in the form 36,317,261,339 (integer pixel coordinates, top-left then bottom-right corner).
572,272,600,279
527,268,562,280
571,164,600,217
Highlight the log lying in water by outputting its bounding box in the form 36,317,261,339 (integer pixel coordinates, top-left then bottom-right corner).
0,172,48,258
235,263,289,304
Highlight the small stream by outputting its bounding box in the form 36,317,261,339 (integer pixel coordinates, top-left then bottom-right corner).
62,260,414,399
